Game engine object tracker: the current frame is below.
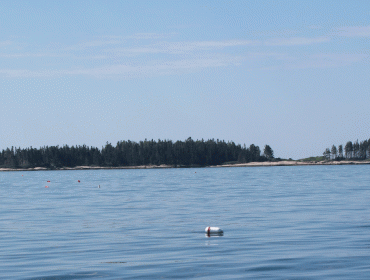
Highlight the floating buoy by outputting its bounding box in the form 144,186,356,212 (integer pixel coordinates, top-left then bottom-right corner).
78,180,80,183
205,227,223,235
45,186,49,188
47,181,50,182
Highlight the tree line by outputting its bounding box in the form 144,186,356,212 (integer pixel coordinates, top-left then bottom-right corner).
323,138,370,160
0,138,274,169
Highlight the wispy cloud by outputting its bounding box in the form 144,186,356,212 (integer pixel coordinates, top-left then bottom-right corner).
69,55,244,77
126,32,177,39
64,39,124,51
3,51,365,79
0,40,12,47
262,53,368,70
0,55,244,78
264,36,329,46
107,37,327,56
109,39,259,55
0,29,367,79
334,26,370,37
0,52,64,58
160,40,260,52
0,69,59,78
63,33,177,51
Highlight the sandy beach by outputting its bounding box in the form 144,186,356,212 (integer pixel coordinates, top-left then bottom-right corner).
0,160,369,172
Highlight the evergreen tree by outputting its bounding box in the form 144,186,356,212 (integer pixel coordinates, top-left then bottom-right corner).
0,138,274,168
331,145,337,160
353,140,360,159
249,144,261,162
323,148,331,160
338,145,343,159
263,145,274,160
345,141,353,158
359,141,367,159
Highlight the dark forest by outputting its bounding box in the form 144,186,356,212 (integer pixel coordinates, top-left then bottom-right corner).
0,138,274,169
323,139,370,160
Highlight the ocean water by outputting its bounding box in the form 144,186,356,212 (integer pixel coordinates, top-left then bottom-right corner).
1,165,370,279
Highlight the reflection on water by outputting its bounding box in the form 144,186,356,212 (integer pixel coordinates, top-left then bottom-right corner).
206,232,224,238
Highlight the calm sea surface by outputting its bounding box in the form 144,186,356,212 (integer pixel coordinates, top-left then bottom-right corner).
1,165,370,279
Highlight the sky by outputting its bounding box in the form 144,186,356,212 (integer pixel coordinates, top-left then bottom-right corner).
0,0,369,159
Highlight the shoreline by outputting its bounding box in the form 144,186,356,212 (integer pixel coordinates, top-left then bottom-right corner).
1,160,369,172
215,160,370,168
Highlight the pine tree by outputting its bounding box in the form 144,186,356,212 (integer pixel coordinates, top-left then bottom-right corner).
331,145,337,160
353,140,360,159
323,148,331,160
345,141,353,159
338,145,343,159
263,145,274,160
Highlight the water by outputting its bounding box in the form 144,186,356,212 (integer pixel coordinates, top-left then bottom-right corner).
1,165,370,279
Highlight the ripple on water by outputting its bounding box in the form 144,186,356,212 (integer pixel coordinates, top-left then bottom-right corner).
1,166,370,279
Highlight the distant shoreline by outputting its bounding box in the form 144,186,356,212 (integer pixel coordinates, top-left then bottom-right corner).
1,160,369,172
215,160,370,168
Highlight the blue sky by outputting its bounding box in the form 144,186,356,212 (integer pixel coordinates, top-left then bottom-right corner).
0,0,369,159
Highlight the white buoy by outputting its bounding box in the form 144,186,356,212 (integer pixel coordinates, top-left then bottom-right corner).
205,226,223,235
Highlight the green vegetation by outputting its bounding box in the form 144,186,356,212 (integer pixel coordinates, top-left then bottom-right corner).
0,138,274,169
299,156,325,162
323,138,370,161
